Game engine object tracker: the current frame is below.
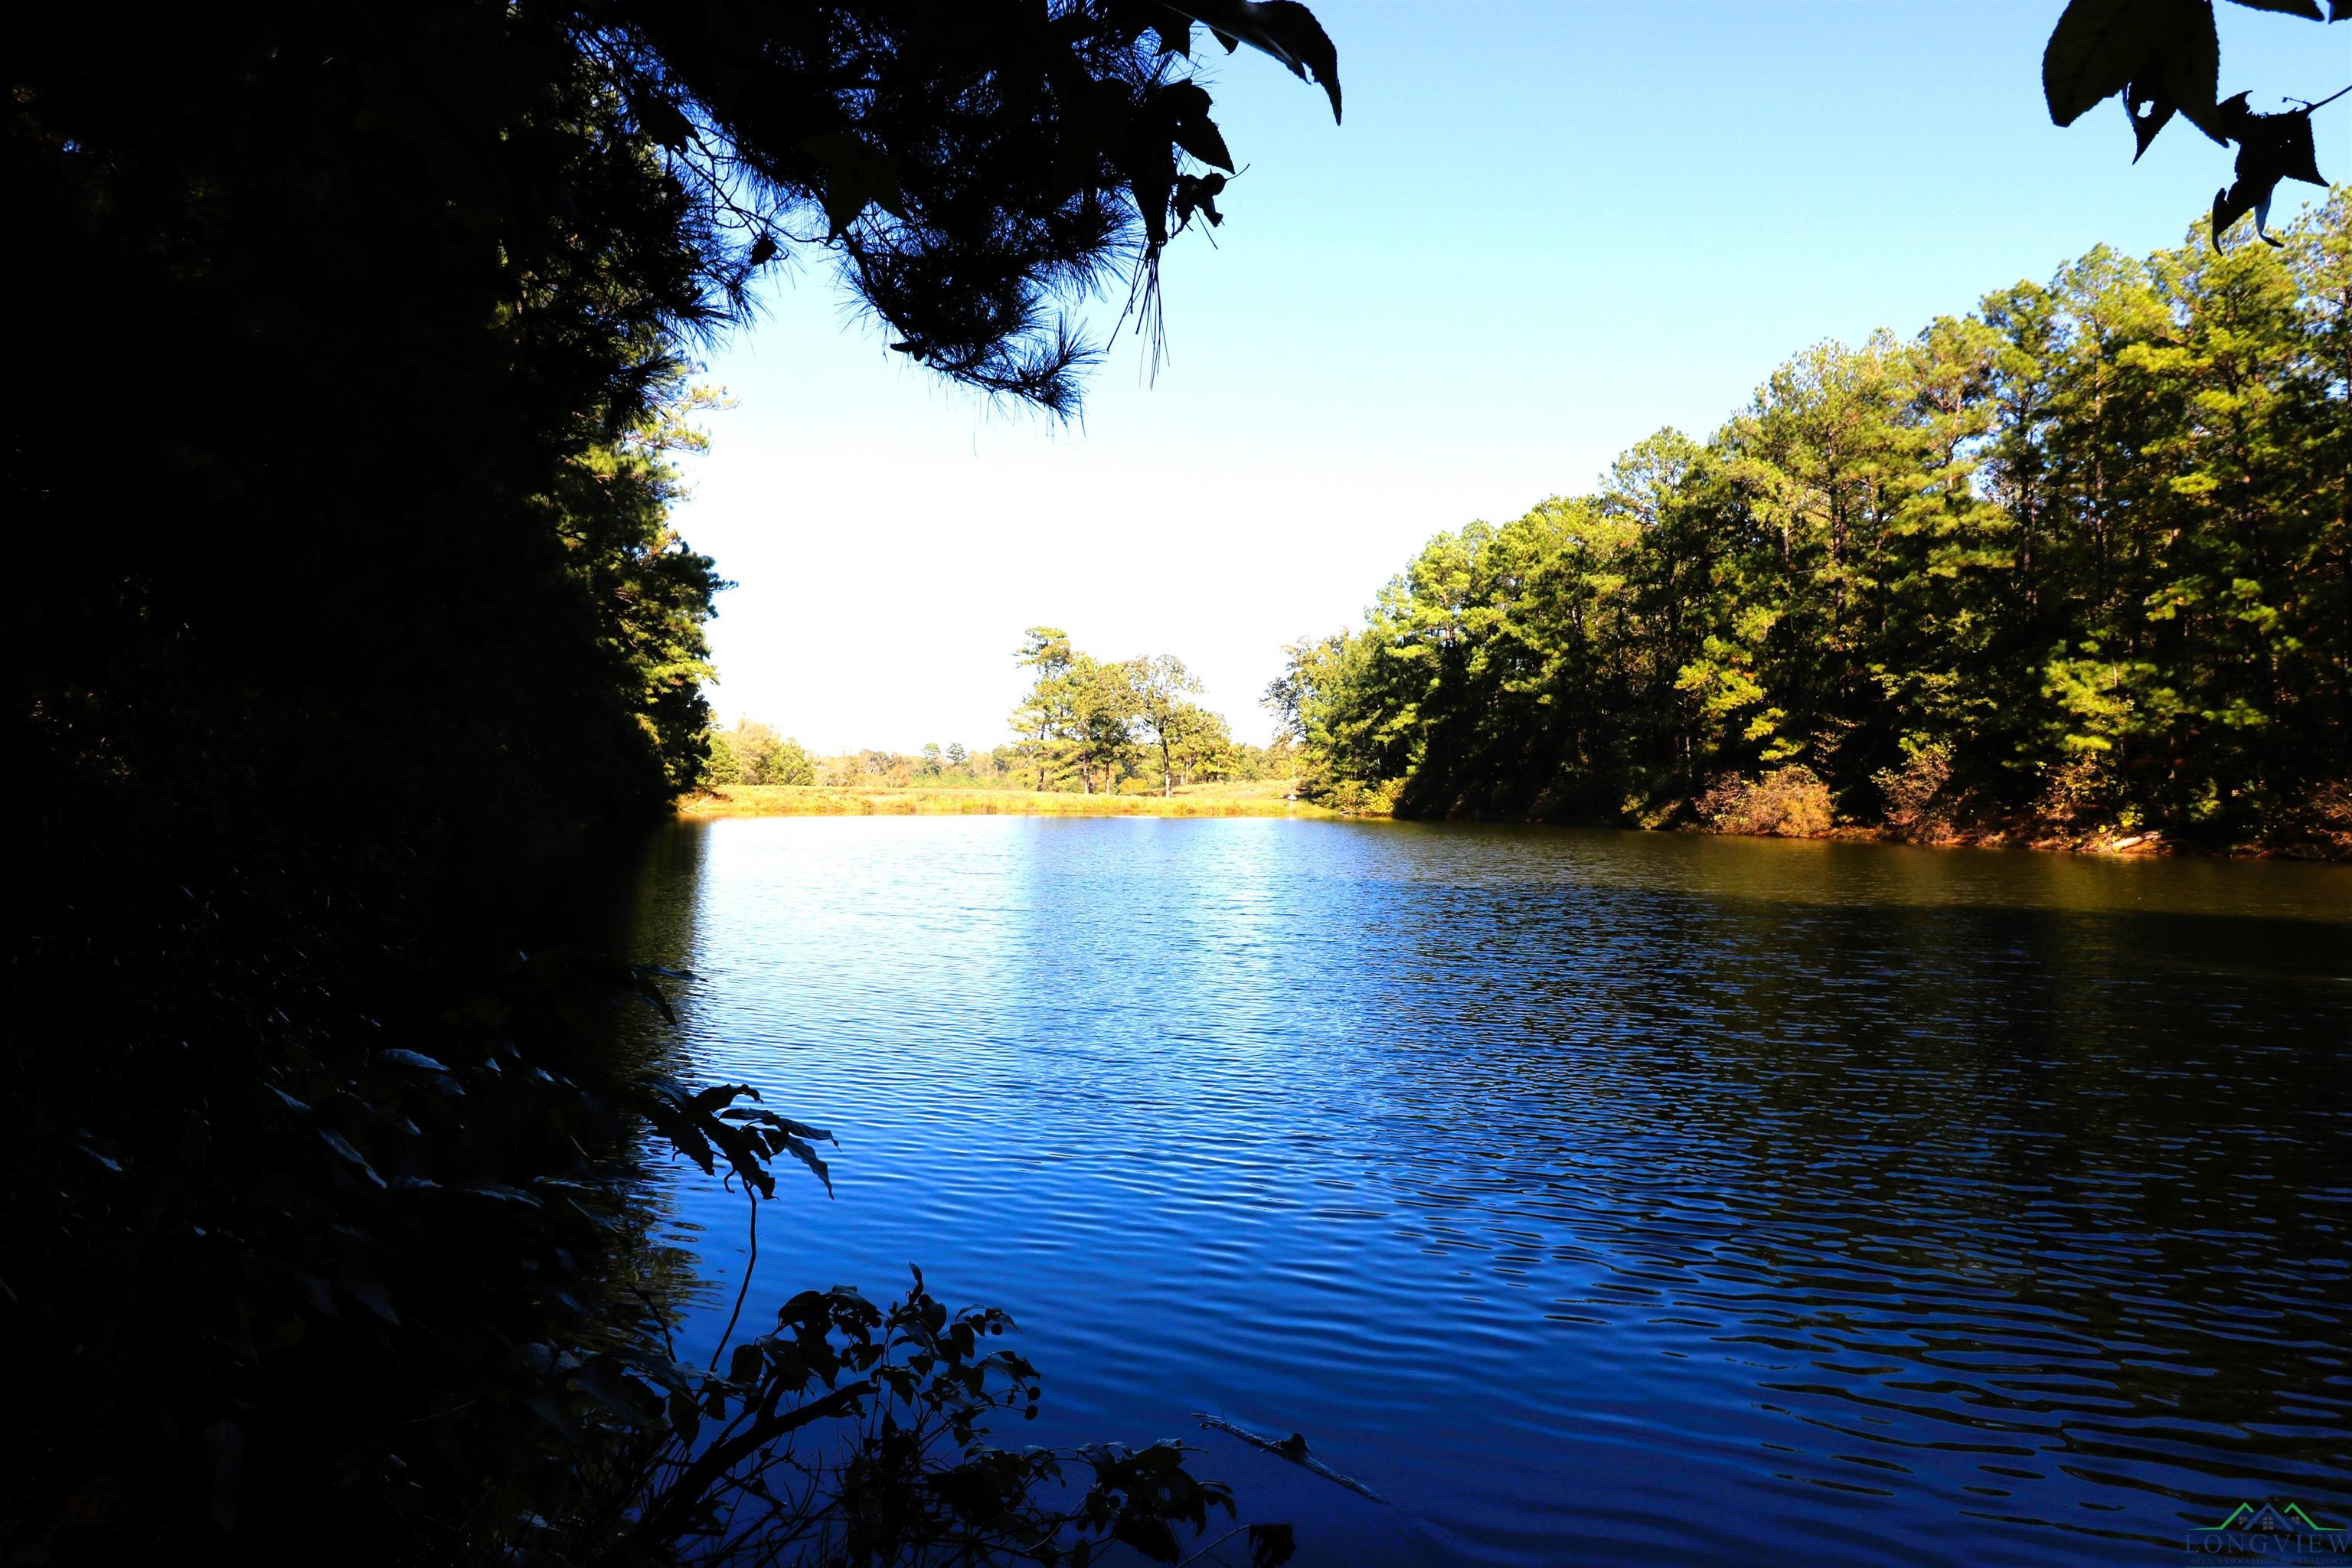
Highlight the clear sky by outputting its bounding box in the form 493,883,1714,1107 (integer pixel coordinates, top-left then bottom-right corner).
673,1,2350,753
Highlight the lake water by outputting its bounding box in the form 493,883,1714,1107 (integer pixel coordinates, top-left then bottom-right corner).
614,816,2352,1566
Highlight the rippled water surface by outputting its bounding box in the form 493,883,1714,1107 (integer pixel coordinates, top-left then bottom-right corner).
615,817,2352,1566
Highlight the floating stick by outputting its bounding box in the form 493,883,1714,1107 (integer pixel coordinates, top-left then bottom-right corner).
1189,1414,1388,1504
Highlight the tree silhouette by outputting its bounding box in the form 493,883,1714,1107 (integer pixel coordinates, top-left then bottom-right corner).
5,5,1340,1560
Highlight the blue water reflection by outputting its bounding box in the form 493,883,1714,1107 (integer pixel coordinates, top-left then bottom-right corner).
616,817,2352,1566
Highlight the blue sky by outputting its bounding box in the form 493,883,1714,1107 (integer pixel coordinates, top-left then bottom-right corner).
676,2,2350,752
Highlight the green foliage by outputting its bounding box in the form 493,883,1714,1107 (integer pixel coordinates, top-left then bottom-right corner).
538,1072,1294,1568
606,1269,1276,1566
559,376,733,793
708,720,817,786
1282,194,2352,851
1011,631,1245,794
1131,655,1213,796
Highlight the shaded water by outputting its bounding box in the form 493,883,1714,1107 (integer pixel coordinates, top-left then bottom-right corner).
616,817,2352,1566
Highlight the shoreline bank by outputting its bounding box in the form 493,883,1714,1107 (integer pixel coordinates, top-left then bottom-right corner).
678,787,2348,859
1416,812,2352,862
678,783,1334,818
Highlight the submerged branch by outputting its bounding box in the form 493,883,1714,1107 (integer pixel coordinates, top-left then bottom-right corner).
1191,1414,1387,1504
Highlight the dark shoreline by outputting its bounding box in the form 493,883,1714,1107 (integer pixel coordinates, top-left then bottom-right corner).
1376,810,2352,863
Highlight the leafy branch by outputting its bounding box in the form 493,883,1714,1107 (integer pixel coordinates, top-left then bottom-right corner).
490,962,1303,1566
2041,0,2346,246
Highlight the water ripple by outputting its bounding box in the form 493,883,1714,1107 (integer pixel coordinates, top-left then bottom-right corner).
616,818,2352,1566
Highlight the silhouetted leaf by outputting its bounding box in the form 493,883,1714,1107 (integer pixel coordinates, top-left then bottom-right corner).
2223,0,2324,15
629,966,678,1024
524,1395,581,1444
340,1273,399,1323
1157,2,1342,122
798,132,910,235
2122,2,2223,160
318,1129,384,1187
691,1081,755,1116
1173,116,1236,172
2209,93,2327,247
635,91,695,152
1248,1523,1298,1567
459,1182,543,1207
1176,172,1227,231
1109,1514,1181,1562
573,1362,659,1428
2044,0,2216,134
775,1135,833,1195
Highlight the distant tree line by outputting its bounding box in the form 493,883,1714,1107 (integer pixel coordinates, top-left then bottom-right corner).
1273,195,2352,852
700,691,1297,797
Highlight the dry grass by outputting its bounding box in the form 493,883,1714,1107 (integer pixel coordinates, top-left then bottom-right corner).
678,779,1330,818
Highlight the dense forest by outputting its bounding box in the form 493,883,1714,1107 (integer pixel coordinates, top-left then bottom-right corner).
1274,195,2352,854
8,2,1333,1563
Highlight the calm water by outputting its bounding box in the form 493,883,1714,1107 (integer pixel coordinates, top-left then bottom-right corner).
614,817,2352,1566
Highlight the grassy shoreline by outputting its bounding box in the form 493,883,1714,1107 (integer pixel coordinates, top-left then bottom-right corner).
678,786,2347,857
678,782,1337,818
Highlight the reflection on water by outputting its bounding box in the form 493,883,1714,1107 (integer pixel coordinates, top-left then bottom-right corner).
615,818,2352,1566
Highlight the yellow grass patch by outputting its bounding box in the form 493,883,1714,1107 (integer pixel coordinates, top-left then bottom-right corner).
677,781,1331,818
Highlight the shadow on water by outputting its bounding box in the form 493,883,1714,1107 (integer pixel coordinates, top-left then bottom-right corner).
609,817,2352,1567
